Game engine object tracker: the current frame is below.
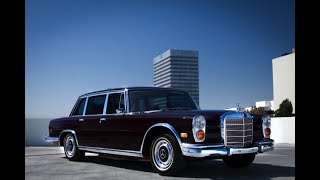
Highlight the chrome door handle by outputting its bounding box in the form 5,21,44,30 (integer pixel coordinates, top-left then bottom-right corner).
99,118,106,123
79,118,84,122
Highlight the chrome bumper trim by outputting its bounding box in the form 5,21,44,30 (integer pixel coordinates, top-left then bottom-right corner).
182,140,274,158
181,143,224,149
45,135,59,143
182,147,228,157
259,144,274,153
229,147,258,155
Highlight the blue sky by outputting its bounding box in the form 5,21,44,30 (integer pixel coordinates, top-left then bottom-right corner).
26,0,295,118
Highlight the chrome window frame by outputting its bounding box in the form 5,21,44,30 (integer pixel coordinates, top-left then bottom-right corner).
125,89,129,113
84,94,108,116
70,97,88,117
70,89,128,117
82,97,88,116
105,90,127,115
102,94,109,115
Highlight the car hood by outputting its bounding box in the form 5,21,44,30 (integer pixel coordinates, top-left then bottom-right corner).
146,109,261,125
145,109,233,123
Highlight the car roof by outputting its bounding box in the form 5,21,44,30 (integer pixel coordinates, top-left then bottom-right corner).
80,86,187,97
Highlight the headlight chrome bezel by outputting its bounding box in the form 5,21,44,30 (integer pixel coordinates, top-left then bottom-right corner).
192,115,206,142
262,115,271,138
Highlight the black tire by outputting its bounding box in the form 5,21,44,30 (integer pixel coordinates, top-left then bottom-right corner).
150,134,185,176
63,134,85,161
223,153,256,168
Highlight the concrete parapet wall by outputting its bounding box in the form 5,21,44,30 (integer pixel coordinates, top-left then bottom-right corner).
270,117,295,144
25,118,55,146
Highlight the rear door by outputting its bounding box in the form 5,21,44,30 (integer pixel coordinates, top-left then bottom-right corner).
76,94,107,147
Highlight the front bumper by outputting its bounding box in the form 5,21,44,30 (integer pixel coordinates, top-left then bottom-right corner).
181,139,274,158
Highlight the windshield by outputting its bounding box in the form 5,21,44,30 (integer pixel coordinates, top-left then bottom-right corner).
129,90,198,112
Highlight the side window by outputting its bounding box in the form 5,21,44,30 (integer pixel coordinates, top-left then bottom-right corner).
106,92,125,114
85,95,106,115
73,98,86,116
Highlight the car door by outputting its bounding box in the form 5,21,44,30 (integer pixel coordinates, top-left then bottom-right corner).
76,94,107,147
97,92,135,149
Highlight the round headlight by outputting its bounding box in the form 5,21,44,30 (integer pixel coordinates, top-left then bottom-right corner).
262,115,271,127
193,115,206,129
192,115,206,142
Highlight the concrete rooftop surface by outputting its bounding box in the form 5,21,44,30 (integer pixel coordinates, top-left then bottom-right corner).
25,144,295,180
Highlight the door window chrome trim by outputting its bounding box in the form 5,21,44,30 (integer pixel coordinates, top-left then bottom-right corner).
105,91,126,115
70,90,127,117
125,89,129,113
82,97,89,116
103,94,109,115
79,89,128,98
84,94,107,116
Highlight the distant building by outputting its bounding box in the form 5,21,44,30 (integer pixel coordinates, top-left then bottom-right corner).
225,107,245,112
245,107,253,112
272,49,295,114
255,100,274,111
153,49,199,105
226,100,274,112
225,102,245,112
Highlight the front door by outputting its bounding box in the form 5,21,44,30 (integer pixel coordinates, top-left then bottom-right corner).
97,92,131,149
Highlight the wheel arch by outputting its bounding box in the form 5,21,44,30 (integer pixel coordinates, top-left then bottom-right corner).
59,129,79,147
140,123,182,158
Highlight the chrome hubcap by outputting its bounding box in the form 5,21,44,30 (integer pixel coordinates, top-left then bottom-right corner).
65,136,75,158
153,138,173,171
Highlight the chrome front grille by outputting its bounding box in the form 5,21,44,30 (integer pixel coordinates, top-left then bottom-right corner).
224,116,253,147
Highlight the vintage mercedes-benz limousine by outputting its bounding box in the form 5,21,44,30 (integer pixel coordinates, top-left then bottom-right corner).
45,87,274,175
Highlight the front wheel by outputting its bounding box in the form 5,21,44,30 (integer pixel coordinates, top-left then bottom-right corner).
150,134,185,176
63,134,85,161
223,153,256,168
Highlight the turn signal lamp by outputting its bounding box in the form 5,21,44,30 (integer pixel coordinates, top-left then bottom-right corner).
180,133,188,138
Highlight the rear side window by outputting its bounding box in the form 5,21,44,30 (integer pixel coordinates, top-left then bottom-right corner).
106,92,125,114
73,98,86,116
85,95,107,115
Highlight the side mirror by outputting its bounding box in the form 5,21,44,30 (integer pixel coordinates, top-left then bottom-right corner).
116,108,125,114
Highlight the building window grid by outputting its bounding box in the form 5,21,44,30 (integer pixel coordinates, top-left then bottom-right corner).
153,51,199,105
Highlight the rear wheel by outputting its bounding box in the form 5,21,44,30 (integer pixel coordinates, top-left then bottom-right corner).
223,153,256,168
150,134,185,176
63,134,85,161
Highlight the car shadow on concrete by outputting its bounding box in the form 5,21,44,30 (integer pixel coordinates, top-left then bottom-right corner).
62,155,295,179
175,160,295,179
